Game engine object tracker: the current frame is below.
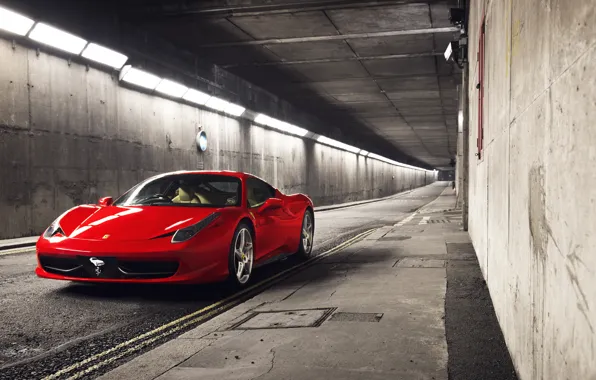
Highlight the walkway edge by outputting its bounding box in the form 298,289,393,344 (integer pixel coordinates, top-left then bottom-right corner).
0,237,38,251
314,188,415,212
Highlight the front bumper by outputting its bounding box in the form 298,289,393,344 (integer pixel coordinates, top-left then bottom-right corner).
35,232,231,284
38,254,180,280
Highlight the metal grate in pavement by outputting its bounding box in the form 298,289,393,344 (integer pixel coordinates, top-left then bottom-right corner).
328,312,383,323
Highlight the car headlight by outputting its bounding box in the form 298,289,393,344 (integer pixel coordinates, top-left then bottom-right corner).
171,213,220,243
43,219,65,238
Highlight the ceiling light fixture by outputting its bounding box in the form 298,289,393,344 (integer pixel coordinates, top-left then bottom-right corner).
368,153,426,171
119,65,161,90
81,43,128,69
155,79,188,98
317,136,360,154
205,96,229,112
254,114,308,137
224,103,246,117
28,23,87,54
0,6,34,36
183,89,211,105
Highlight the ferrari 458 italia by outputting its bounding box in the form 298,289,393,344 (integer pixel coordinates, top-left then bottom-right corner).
35,171,315,287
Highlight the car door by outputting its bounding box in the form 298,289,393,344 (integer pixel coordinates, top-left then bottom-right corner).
245,177,287,260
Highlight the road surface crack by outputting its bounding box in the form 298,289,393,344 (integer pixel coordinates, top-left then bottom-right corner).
251,348,276,380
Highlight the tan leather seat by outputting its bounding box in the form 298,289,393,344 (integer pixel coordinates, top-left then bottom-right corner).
172,187,200,204
246,186,259,207
193,188,212,205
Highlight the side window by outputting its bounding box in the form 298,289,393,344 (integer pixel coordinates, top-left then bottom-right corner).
246,178,275,208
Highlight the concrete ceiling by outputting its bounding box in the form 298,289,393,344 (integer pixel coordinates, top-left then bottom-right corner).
118,0,462,169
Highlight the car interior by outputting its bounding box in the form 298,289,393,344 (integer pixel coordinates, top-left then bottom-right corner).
170,184,238,206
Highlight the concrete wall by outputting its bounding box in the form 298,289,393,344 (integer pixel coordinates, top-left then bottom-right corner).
0,39,435,239
466,0,595,379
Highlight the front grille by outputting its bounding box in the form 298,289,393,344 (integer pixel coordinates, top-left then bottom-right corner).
38,254,179,280
39,255,85,276
118,260,179,279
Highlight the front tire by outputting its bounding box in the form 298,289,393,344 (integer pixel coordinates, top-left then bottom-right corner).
227,222,254,288
297,209,314,259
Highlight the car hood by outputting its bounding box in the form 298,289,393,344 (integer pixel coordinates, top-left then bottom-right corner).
64,206,219,242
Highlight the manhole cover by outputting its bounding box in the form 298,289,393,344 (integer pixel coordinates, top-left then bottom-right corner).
230,308,336,330
329,312,383,322
396,258,446,268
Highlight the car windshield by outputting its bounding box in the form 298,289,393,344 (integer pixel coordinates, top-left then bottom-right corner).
113,174,241,207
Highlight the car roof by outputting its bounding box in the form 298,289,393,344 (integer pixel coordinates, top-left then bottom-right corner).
153,170,266,182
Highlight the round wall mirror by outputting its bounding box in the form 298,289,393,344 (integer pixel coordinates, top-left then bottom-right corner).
196,131,208,152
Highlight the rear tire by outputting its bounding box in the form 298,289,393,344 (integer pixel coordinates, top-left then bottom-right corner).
226,222,254,289
296,209,314,259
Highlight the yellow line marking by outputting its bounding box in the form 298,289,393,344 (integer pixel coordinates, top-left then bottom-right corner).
43,228,376,380
0,246,36,256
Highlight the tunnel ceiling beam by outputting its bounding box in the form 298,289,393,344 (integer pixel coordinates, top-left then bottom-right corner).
128,0,443,18
221,52,443,67
197,27,459,48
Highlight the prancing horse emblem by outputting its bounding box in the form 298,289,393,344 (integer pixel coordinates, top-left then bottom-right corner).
89,257,105,276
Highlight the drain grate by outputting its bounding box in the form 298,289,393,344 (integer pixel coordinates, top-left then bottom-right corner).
429,219,450,224
329,312,383,322
230,308,336,330
396,258,446,268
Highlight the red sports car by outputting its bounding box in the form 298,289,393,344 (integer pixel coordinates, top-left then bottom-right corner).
35,171,315,287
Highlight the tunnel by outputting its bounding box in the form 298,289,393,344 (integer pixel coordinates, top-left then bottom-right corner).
0,0,593,379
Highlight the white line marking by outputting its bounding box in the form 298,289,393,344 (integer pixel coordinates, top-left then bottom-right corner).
394,212,417,227
419,216,430,225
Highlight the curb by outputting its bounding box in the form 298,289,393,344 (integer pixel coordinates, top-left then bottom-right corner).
0,239,38,252
314,189,415,212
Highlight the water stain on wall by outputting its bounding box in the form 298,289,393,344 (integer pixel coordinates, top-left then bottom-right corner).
528,165,549,263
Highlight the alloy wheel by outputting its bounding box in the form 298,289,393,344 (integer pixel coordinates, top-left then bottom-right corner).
302,212,313,254
234,228,253,284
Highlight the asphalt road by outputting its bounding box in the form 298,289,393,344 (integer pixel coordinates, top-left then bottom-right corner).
0,183,447,379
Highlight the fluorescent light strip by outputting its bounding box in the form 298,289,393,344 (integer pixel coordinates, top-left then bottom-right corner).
277,121,308,137
28,23,87,55
183,89,211,105
368,153,427,171
81,43,128,69
0,6,34,36
120,65,161,90
205,96,229,112
254,114,271,125
254,114,308,137
155,79,188,98
317,136,360,154
224,103,246,117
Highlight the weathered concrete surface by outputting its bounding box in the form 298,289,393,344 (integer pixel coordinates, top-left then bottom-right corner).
0,38,434,239
467,0,596,379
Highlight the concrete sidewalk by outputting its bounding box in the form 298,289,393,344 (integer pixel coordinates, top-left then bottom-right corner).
98,189,517,380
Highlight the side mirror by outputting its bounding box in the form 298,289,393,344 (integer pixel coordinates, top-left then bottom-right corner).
99,197,113,207
259,198,283,213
